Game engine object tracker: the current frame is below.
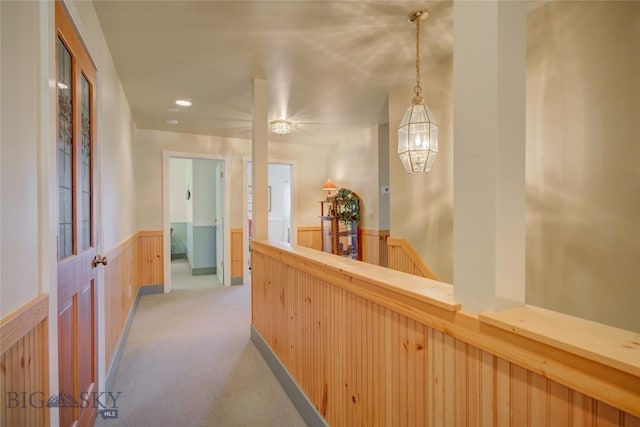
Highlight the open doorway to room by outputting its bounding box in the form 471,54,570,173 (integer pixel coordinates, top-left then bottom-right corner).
244,160,296,279
163,152,231,291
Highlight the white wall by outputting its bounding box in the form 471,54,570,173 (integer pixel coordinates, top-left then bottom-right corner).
135,128,331,230
389,58,455,284
525,1,640,331
0,0,41,316
328,126,381,230
65,1,137,250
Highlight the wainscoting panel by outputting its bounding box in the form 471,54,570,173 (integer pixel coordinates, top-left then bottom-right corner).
230,228,243,280
359,229,389,267
297,226,322,251
104,234,138,372
387,237,438,280
137,230,164,286
0,295,49,427
251,241,640,426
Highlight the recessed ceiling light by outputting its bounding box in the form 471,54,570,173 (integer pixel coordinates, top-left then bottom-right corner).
166,119,178,125
166,107,180,113
175,100,192,107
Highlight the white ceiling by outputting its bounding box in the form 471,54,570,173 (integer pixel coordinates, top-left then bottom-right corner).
92,0,453,139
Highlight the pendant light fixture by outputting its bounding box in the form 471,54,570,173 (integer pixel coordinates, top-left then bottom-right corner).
398,10,438,174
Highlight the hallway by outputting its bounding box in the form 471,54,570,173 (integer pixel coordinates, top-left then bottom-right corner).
95,261,305,426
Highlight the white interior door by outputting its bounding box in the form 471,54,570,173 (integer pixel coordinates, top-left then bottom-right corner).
267,163,292,243
215,162,224,284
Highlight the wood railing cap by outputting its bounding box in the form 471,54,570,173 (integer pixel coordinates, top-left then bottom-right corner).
251,240,460,312
0,294,49,351
480,305,640,378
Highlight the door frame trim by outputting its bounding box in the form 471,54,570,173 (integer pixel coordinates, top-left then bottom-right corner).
162,151,232,290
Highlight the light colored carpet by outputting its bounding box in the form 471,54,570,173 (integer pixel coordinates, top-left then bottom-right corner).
170,258,223,291
95,261,306,427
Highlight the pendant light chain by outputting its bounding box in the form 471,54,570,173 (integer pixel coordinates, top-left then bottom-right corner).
414,18,422,97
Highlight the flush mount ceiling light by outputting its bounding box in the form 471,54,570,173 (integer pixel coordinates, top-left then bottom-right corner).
398,10,438,175
270,120,295,135
175,99,192,107
166,119,178,125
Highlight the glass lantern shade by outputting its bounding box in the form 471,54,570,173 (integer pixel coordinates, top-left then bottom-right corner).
397,100,438,174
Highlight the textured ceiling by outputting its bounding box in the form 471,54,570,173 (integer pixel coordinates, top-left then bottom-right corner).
92,0,453,139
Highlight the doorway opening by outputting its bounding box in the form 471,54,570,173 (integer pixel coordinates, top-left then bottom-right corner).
163,152,231,291
244,160,296,279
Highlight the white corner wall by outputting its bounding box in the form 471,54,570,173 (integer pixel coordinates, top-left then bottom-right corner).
525,1,640,331
64,1,137,250
0,0,41,316
328,126,381,230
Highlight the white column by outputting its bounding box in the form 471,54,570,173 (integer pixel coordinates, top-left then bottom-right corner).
453,0,527,312
251,78,269,240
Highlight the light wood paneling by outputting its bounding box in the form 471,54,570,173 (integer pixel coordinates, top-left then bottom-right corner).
297,226,322,250
230,228,243,278
104,234,137,372
137,230,163,286
387,236,439,280
360,229,389,267
0,296,49,427
251,240,640,426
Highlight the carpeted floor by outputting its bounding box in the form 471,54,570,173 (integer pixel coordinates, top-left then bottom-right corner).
95,260,306,427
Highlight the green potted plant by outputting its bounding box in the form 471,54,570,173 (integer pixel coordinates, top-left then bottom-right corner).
331,188,360,226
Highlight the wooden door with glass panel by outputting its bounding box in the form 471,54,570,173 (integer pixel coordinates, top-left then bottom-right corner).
56,2,100,426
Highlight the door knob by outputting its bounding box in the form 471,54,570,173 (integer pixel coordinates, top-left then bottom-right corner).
92,255,108,268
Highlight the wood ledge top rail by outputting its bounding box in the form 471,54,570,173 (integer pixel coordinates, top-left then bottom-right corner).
137,230,163,237
104,232,137,259
480,306,640,378
252,240,460,313
1,294,49,351
360,229,390,236
252,240,640,387
297,225,321,231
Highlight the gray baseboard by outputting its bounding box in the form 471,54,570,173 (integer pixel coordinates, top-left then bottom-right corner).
105,289,141,392
231,276,243,285
139,284,164,295
191,267,216,276
251,326,327,427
